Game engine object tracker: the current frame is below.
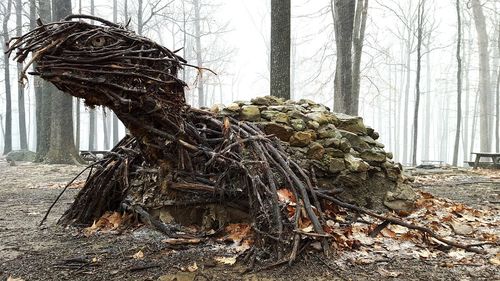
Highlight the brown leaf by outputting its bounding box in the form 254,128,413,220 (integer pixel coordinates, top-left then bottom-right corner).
277,188,295,203
132,250,144,260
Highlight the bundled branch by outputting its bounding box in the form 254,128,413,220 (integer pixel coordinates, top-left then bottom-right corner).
7,15,487,264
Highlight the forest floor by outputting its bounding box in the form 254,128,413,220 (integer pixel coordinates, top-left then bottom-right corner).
0,158,498,281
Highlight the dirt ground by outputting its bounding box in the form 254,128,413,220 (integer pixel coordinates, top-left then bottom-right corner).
0,159,498,281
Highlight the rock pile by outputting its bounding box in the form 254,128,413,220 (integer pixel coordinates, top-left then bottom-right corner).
210,96,417,212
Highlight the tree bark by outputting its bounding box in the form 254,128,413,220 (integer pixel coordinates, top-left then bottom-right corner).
411,0,425,166
351,0,368,116
452,0,462,166
35,0,53,162
270,0,291,100
496,27,500,152
15,0,27,150
112,0,119,145
332,0,355,114
193,0,205,107
2,0,13,155
46,0,80,164
471,0,492,152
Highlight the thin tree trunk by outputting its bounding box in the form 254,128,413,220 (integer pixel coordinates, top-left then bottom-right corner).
462,17,472,161
88,0,96,150
351,0,368,116
403,36,411,164
193,0,204,107
452,0,462,166
423,40,431,161
15,0,27,150
411,0,424,166
270,0,291,100
30,0,43,153
2,0,13,155
471,0,492,152
102,111,109,149
470,90,479,157
137,0,143,35
112,0,119,145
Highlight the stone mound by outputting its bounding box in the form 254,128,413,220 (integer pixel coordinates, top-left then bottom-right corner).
210,96,417,212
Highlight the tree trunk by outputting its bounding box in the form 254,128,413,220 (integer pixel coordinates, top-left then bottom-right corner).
462,18,472,161
411,0,425,166
471,0,492,152
46,0,80,164
494,18,500,152
88,0,96,150
332,0,355,114
351,0,368,116
452,0,462,166
402,35,411,164
15,0,27,150
102,111,109,150
137,0,143,35
270,0,291,100
34,0,53,162
112,0,119,145
422,40,431,161
193,0,205,107
2,0,13,155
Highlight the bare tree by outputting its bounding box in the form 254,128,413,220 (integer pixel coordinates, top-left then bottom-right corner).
1,0,13,155
332,0,355,114
15,0,27,150
88,0,97,151
471,0,492,152
351,0,368,116
452,0,463,166
45,0,80,164
30,0,43,153
496,25,500,152
270,0,291,100
193,0,204,106
112,0,119,145
411,0,425,166
35,0,52,162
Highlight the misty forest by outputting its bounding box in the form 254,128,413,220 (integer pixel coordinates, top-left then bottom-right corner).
0,0,499,280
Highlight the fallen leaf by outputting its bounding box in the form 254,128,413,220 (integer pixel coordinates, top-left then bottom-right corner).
132,250,144,260
214,256,237,265
489,253,500,265
7,277,24,281
449,220,474,235
301,225,314,233
186,262,198,272
277,188,295,203
223,223,252,244
377,268,401,278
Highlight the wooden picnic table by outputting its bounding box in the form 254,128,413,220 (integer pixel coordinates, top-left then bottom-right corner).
471,152,500,169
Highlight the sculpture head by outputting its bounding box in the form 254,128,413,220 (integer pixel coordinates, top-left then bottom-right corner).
8,15,187,107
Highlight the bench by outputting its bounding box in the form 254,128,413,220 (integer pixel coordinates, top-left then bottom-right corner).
470,152,500,169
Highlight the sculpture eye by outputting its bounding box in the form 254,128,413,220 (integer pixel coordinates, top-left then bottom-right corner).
91,36,107,47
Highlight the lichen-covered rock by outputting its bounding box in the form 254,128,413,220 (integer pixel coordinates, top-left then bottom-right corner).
215,96,417,212
240,105,260,121
335,113,367,134
263,123,294,141
307,142,325,160
6,150,36,162
290,118,307,131
290,131,314,147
